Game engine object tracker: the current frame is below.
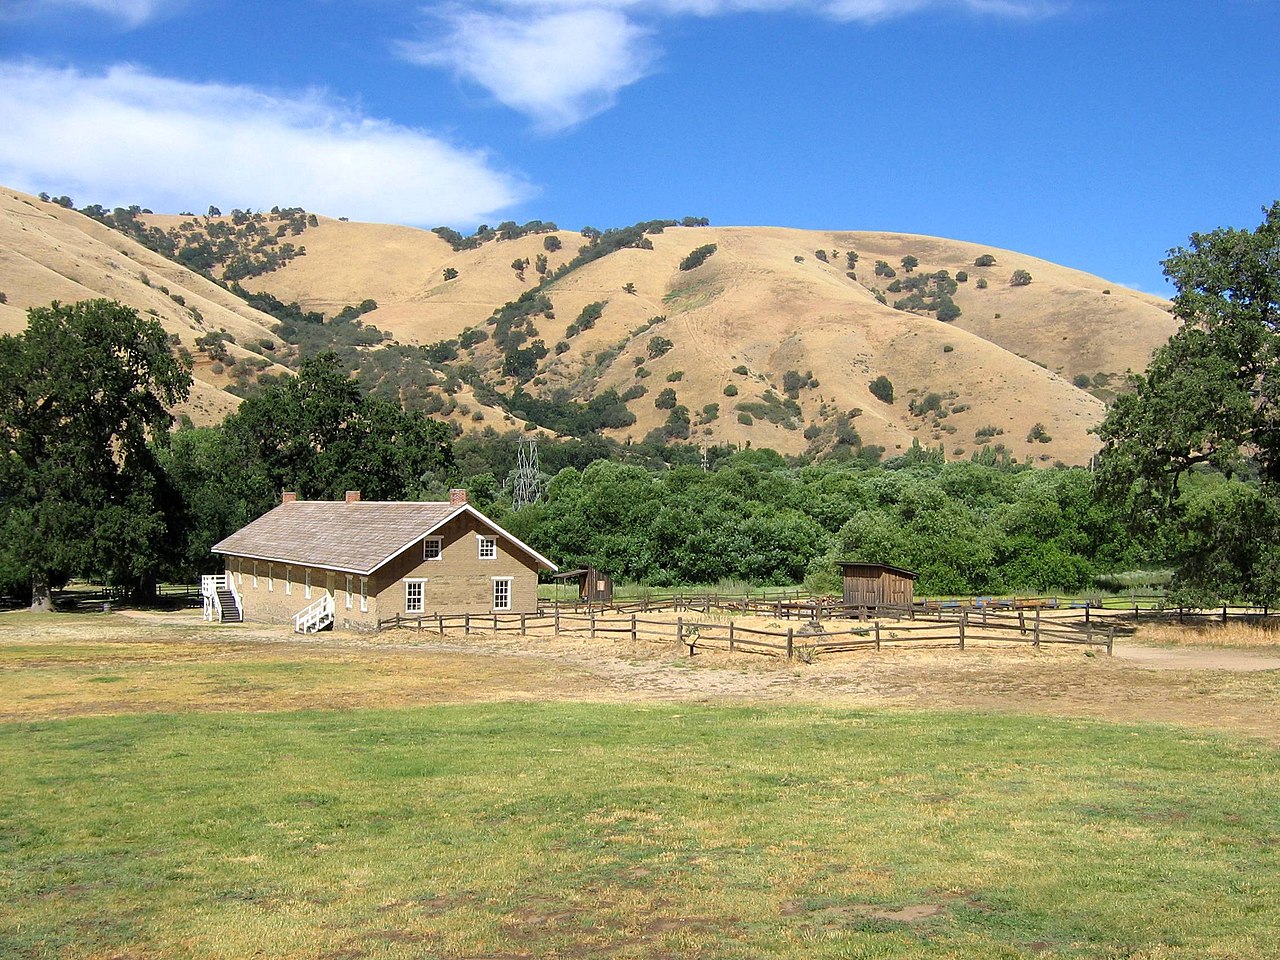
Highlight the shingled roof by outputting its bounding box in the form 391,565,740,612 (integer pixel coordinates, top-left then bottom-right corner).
211,500,556,575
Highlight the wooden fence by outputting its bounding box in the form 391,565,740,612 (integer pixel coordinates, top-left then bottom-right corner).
377,605,1115,660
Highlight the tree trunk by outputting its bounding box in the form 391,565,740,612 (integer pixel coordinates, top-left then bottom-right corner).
30,572,53,613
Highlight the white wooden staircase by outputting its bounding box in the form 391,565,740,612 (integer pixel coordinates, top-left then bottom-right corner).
201,574,242,623
293,592,335,634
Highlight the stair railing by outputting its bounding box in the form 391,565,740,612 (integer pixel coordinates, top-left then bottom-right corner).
201,574,225,622
293,592,335,633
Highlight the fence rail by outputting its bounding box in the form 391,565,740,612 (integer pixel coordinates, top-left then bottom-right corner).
378,604,1117,660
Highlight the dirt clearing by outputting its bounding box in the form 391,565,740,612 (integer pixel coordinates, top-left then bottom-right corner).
1,607,1276,742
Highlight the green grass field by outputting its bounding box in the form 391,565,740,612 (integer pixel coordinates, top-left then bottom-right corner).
3,700,1278,959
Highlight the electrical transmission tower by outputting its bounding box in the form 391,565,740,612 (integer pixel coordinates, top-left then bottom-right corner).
513,435,543,509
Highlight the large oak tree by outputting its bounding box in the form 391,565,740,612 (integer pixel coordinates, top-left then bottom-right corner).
0,300,191,609
1097,202,1280,604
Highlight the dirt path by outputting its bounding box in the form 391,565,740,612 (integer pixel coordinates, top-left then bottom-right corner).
9,610,1280,744
1112,643,1280,672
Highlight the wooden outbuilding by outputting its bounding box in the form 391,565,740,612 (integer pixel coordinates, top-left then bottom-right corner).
838,561,918,612
552,566,613,602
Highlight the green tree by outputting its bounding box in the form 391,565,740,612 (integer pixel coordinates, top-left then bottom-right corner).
1010,269,1033,287
1097,201,1280,604
224,352,453,505
0,300,192,607
974,254,997,267
869,375,894,404
443,266,458,281
654,387,677,410
901,255,919,273
679,244,718,271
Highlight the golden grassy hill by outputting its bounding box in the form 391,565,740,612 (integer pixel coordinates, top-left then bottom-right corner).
2,189,1178,463
0,189,294,425
0,191,525,432
233,218,1177,464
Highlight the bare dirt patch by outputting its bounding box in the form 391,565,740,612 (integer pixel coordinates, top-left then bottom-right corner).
2,607,1278,743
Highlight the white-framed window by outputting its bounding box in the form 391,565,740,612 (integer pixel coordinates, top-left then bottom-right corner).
423,537,443,561
359,577,368,613
304,569,312,600
478,535,497,560
405,579,426,613
345,575,353,610
285,565,292,595
492,577,512,611
267,563,274,592
252,562,258,589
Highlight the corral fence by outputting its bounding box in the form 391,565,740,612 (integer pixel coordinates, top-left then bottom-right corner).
377,604,1116,660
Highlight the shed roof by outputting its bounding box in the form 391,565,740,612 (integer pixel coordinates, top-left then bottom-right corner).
837,561,919,580
211,500,557,576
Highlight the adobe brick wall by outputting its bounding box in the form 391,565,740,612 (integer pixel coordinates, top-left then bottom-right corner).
221,510,542,629
375,512,540,618
224,558,372,627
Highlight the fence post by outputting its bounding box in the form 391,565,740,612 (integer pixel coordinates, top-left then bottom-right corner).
417,614,423,632
676,617,684,649
1033,609,1041,648
1107,626,1115,656
1084,604,1090,625
437,612,443,635
729,621,735,653
554,608,561,636
786,627,794,660
1223,605,1228,624
1018,610,1026,636
959,609,966,650
521,613,527,636
590,611,596,639
464,614,471,636
874,621,881,651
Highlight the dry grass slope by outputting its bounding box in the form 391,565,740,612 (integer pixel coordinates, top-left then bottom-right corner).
1,189,1179,461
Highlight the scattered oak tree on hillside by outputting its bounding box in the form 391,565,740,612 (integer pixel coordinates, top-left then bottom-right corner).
869,375,895,404
1010,269,1033,287
1097,201,1280,604
679,244,718,271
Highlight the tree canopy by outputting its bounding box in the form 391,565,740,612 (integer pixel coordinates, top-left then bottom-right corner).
1097,201,1280,604
0,300,192,607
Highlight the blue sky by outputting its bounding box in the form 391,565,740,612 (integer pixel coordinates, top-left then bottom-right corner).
1,0,1277,292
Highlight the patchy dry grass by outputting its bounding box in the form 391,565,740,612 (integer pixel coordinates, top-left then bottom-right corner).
2,609,1279,958
0,612,603,721
3,703,1280,959
1135,619,1280,651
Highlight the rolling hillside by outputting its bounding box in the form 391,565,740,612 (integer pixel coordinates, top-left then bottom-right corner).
0,188,1179,464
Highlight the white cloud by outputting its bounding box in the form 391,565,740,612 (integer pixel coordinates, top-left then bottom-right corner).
401,7,656,133
1,0,179,28
405,0,1061,128
0,61,530,225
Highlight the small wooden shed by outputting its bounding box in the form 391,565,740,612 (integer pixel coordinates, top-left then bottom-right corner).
552,567,613,602
838,562,918,612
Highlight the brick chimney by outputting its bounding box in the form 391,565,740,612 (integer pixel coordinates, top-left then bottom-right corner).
282,491,298,504
345,490,361,504
449,488,468,507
